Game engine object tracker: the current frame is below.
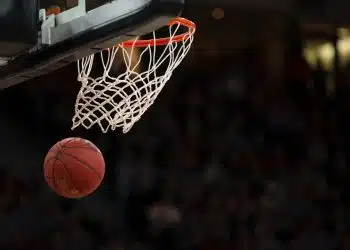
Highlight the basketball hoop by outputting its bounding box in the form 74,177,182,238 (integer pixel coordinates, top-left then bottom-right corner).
72,17,196,133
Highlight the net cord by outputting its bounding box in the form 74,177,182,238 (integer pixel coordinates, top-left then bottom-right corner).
73,19,195,133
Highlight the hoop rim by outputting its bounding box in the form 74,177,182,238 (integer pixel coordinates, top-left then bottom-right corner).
120,17,196,48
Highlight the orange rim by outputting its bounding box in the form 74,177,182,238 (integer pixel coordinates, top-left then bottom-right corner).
120,17,196,48
46,6,61,16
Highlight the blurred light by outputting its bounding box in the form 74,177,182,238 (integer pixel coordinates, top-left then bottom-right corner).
337,37,350,54
304,28,350,71
319,43,334,62
212,8,224,20
338,28,349,38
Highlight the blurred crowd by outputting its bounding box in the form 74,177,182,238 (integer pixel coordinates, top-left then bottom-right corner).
0,45,348,250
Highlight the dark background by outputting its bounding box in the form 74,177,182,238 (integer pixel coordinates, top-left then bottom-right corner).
0,0,349,249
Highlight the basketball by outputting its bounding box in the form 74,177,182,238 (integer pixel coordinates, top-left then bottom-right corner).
43,137,105,198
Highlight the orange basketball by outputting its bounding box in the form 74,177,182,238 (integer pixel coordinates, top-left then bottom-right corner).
43,137,105,198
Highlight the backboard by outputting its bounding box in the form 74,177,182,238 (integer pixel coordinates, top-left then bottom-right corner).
0,0,184,89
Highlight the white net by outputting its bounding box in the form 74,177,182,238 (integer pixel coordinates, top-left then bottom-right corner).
72,18,195,133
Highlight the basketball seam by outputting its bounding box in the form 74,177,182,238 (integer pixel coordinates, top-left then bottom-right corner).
61,146,100,152
51,147,63,194
60,138,92,149
59,160,87,197
60,151,103,180
51,158,62,196
58,138,76,147
46,156,67,196
45,155,86,198
59,138,101,154
44,157,57,177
